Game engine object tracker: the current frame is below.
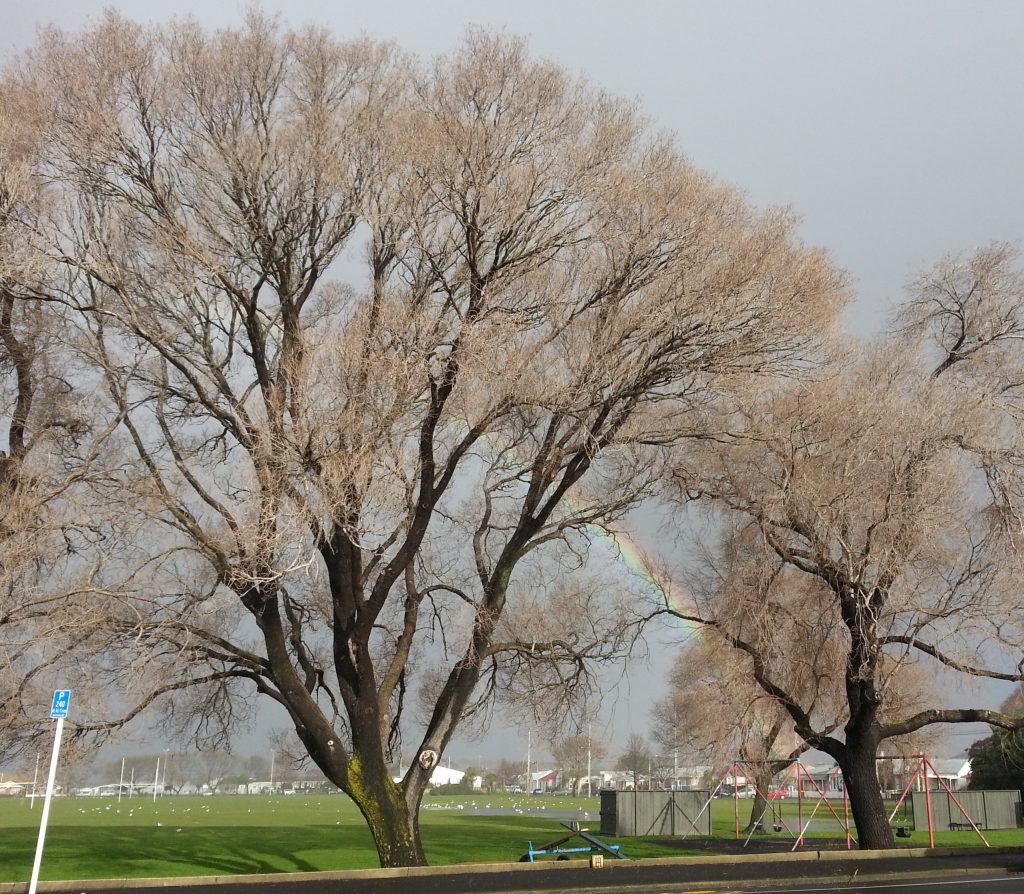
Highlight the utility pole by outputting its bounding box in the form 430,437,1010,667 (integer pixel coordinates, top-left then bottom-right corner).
526,730,531,793
673,706,679,790
586,724,592,797
30,753,40,808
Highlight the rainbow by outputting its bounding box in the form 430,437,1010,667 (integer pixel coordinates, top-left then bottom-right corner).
586,521,704,639
478,432,703,636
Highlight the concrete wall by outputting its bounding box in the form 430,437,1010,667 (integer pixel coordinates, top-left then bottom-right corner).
599,789,712,837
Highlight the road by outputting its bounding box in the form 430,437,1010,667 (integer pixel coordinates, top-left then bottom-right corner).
44,850,1024,894
738,877,1024,893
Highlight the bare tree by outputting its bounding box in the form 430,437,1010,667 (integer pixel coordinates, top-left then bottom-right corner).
8,15,844,865
550,733,607,794
657,244,1024,848
0,66,124,760
195,749,239,794
160,751,191,794
616,733,653,790
497,757,526,790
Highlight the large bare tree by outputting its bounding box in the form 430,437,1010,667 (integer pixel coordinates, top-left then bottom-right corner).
8,15,844,865
658,244,1024,848
0,75,123,759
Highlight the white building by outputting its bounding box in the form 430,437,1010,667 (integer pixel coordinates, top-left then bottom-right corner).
428,766,465,786
888,758,972,792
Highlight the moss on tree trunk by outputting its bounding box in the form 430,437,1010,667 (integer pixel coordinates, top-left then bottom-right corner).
347,757,427,867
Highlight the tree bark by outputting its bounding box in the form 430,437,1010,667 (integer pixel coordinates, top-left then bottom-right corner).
743,767,776,834
839,742,894,850
347,764,427,867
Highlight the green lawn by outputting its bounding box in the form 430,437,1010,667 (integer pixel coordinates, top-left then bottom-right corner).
0,792,1018,883
0,793,613,882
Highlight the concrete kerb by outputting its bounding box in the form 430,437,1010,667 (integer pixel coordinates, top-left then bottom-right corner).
9,845,1024,893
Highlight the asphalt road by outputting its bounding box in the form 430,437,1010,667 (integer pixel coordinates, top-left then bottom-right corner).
49,851,1024,894
743,876,1024,893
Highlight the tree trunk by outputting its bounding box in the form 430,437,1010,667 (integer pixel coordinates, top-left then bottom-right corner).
743,768,775,834
744,789,769,835
347,764,426,867
840,743,894,850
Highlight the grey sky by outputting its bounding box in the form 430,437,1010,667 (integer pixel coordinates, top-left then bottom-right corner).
4,1,1022,765
6,1,1023,334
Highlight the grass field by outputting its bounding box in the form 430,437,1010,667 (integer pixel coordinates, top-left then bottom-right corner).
0,792,1019,883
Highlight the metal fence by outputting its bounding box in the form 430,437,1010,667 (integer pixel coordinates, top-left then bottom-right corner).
599,789,712,837
910,789,1022,830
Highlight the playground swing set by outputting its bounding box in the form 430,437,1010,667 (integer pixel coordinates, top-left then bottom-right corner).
672,755,987,851
520,755,989,859
711,759,856,851
885,754,990,848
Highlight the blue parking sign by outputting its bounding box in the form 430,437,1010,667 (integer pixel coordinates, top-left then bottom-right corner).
49,690,70,719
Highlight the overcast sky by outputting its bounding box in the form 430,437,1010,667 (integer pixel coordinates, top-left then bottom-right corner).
6,0,1023,335
4,0,1022,765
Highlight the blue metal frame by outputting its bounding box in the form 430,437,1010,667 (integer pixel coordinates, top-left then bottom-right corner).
521,821,627,862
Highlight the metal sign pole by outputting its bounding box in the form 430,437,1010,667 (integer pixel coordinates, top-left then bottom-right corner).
28,692,69,894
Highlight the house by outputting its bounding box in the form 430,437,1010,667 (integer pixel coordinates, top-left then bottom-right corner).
575,774,602,794
886,758,971,792
927,759,972,791
531,769,558,792
671,765,713,790
598,770,638,790
800,763,846,798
